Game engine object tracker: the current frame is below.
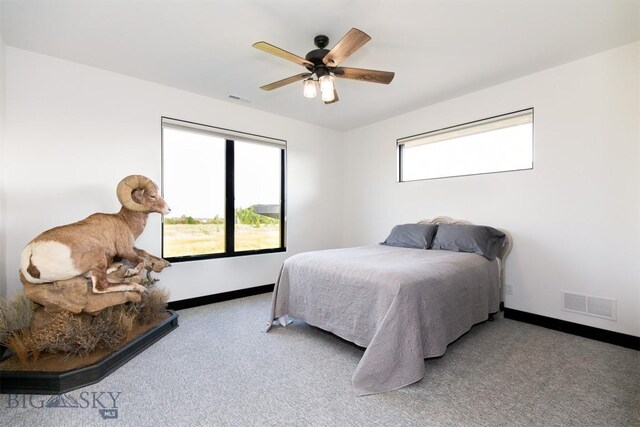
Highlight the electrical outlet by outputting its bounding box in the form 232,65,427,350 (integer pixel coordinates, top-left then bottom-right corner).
505,284,513,296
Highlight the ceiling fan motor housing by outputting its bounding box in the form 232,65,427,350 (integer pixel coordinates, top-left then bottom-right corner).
305,38,332,74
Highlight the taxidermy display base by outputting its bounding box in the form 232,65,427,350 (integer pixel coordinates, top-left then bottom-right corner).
0,310,178,395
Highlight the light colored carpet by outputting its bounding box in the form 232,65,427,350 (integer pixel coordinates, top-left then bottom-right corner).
1,292,638,426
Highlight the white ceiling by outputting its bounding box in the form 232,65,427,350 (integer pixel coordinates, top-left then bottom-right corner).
1,0,639,131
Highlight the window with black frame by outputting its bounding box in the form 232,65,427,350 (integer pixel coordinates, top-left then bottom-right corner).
398,108,534,182
161,117,286,261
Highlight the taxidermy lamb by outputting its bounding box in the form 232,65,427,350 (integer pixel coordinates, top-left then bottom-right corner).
20,175,171,294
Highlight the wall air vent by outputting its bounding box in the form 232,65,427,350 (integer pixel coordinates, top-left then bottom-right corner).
561,291,617,321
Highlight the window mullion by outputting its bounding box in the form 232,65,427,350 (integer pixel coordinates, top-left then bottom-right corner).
280,149,286,248
225,139,235,254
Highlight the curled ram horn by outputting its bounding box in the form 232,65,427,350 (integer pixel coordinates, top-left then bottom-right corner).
116,175,156,212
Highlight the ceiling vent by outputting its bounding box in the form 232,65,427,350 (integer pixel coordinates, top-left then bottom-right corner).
561,291,617,321
228,95,251,103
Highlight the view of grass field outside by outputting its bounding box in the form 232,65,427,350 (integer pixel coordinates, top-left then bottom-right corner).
234,140,281,251
162,124,282,258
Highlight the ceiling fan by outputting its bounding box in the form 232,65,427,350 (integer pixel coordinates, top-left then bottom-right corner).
253,28,395,104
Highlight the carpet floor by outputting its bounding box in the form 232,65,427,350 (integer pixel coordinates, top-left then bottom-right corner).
1,292,638,426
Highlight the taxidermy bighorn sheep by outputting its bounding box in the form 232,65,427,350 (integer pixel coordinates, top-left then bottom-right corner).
20,175,171,294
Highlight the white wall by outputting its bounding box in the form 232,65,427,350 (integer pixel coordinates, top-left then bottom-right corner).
4,47,344,302
0,13,6,298
3,41,639,337
343,42,640,336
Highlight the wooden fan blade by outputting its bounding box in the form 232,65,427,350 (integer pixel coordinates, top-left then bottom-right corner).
324,87,339,105
253,41,313,67
334,67,395,84
323,28,371,67
259,73,311,91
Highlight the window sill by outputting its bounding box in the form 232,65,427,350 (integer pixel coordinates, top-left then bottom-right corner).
164,247,287,263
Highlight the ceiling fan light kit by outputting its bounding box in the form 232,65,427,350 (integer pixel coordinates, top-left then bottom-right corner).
253,28,395,104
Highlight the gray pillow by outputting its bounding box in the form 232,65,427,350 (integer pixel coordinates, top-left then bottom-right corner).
381,223,438,249
431,224,506,260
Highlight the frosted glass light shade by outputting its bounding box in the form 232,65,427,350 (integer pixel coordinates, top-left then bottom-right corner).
321,88,335,102
319,74,334,95
303,79,317,98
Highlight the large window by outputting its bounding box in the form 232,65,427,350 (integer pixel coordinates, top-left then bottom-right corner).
162,117,286,261
398,108,533,182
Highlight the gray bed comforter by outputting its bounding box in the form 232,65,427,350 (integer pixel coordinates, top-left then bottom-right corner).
268,245,501,395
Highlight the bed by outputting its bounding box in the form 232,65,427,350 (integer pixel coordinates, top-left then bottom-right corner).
267,216,512,395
